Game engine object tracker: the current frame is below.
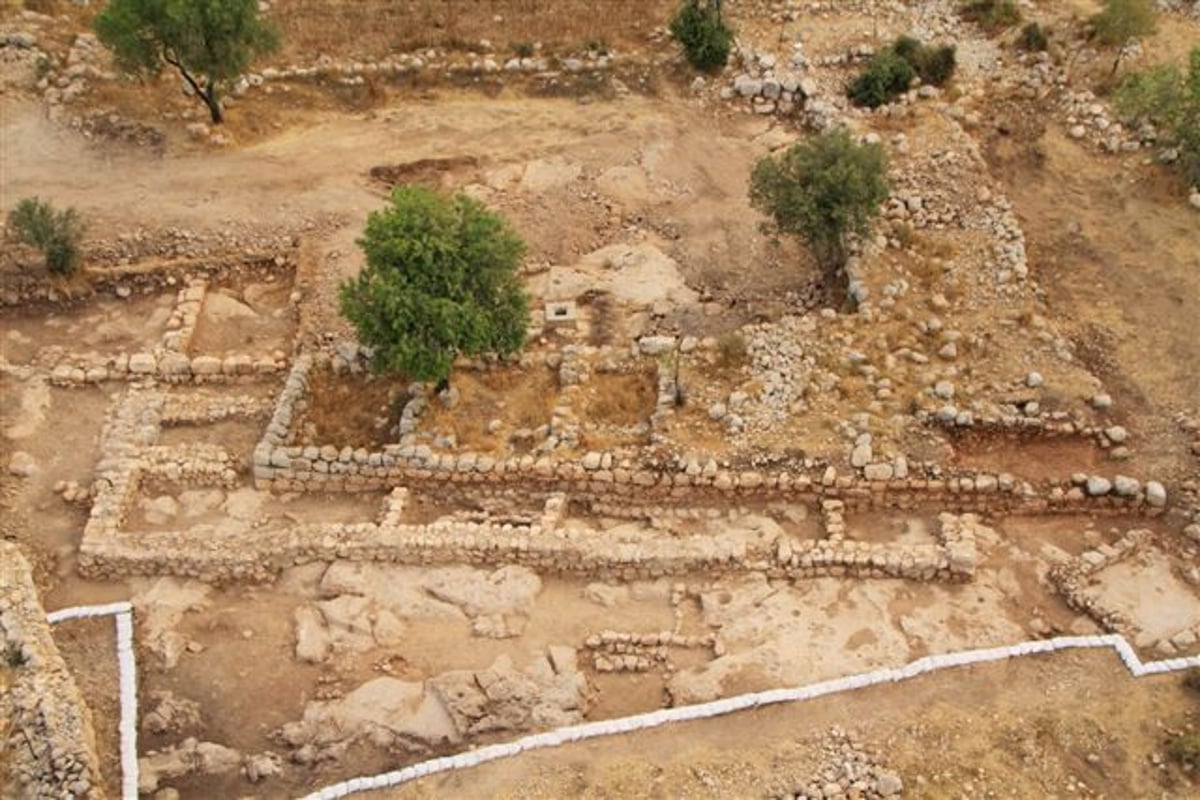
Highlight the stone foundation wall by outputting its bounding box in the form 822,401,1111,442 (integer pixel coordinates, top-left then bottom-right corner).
253,356,1169,515
0,543,105,799
1050,529,1200,655
253,446,1164,517
46,350,287,386
78,493,981,585
161,278,206,352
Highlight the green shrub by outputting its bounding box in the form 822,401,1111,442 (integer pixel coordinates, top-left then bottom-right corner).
891,35,922,64
848,48,916,108
6,197,84,276
848,36,956,107
1114,47,1200,184
1018,22,1049,52
1169,733,1200,768
1093,0,1156,75
1185,667,1200,693
889,36,956,86
1093,0,1156,47
913,44,957,86
670,0,734,72
960,0,1022,32
513,41,535,58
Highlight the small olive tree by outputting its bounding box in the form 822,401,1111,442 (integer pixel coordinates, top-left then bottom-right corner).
339,186,530,387
95,0,279,124
749,131,889,293
1093,0,1156,76
7,197,84,276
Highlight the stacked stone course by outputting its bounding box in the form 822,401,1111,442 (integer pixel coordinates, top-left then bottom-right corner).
1,543,105,799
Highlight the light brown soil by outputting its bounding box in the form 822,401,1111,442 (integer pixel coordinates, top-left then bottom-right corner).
3,3,1199,798
578,370,657,428
296,370,408,448
381,650,1200,800
53,616,122,800
422,367,559,451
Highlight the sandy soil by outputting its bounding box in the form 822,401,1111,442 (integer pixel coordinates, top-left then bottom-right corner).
2,2,1199,798
382,649,1200,800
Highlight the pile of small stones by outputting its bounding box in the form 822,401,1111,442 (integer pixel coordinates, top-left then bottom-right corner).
775,728,905,800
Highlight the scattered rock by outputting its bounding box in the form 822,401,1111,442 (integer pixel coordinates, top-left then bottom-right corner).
7,451,38,477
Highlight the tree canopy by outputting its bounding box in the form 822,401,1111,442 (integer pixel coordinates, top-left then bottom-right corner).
339,186,531,385
749,130,889,293
95,0,279,124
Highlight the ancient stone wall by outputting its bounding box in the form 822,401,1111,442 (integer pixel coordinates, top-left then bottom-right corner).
77,495,981,585
1050,529,1200,654
0,543,105,800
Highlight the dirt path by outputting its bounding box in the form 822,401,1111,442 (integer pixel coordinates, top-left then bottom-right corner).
3,94,726,233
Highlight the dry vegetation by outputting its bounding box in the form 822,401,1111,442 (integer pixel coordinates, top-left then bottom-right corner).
271,0,675,61
421,366,559,451
296,369,408,448
3,1,1200,798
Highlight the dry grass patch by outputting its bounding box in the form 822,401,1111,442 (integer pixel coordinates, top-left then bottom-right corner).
270,0,675,63
422,367,558,451
579,369,656,427
294,369,408,448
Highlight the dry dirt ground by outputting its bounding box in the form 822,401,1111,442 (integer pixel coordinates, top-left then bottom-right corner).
2,0,1200,798
384,650,1200,800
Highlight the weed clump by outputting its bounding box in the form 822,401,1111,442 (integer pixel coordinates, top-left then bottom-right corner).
6,197,84,276
1018,22,1049,52
960,0,1022,32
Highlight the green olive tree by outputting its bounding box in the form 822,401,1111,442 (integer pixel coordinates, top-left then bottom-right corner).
339,186,530,386
95,0,279,124
749,131,889,294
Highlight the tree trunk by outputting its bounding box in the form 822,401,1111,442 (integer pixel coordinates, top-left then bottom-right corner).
203,90,224,125
164,50,225,125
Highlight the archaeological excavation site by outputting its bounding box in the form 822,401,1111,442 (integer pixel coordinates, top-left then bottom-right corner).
2,0,1199,798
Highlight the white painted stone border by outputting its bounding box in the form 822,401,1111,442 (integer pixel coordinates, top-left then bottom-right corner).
298,635,1200,800
47,601,139,800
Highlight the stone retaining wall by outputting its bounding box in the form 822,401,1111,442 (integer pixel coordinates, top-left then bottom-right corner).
78,489,980,585
252,357,1169,515
0,252,292,309
46,349,287,386
1050,529,1200,655
0,543,105,799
